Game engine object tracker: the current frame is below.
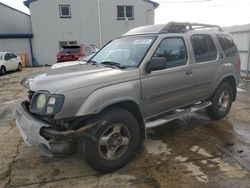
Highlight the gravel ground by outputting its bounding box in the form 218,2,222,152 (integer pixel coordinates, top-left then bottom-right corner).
1,67,250,188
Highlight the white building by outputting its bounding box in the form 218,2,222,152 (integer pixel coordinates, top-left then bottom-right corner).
24,0,159,65
0,3,33,64
224,24,250,77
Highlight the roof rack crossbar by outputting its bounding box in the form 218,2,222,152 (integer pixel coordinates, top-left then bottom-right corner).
160,22,223,33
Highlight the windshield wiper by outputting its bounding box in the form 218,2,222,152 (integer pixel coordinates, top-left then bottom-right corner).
86,60,98,65
101,61,126,69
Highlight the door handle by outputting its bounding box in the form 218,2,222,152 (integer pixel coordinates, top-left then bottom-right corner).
186,70,193,75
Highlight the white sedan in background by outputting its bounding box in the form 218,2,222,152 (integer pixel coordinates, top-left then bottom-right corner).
0,52,22,75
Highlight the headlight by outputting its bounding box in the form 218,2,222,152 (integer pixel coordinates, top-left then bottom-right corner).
36,94,46,110
30,91,64,115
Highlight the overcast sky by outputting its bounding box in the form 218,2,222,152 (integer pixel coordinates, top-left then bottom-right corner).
0,0,250,27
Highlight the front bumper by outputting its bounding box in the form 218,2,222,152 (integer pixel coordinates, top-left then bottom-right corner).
13,103,53,156
13,103,105,157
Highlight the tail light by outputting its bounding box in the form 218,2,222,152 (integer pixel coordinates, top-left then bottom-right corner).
236,56,241,74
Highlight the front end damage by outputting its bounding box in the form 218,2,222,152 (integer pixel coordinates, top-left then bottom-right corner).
13,101,104,157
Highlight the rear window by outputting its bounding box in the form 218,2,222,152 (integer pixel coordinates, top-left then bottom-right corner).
60,46,80,53
191,34,217,63
217,35,238,57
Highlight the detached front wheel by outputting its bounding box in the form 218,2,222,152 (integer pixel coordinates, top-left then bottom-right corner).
206,82,234,120
79,108,141,172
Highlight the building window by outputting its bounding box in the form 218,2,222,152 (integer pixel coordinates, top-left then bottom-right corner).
59,41,78,48
117,5,134,20
59,5,71,18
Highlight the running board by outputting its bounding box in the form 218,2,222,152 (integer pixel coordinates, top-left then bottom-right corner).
145,101,212,129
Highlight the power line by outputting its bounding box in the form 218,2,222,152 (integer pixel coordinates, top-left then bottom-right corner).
157,0,212,3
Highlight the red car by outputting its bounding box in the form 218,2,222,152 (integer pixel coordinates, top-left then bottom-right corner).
57,44,98,63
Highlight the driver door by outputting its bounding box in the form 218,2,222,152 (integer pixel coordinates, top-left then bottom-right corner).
141,37,196,118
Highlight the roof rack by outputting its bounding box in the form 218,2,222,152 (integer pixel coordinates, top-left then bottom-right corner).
159,22,223,33
123,22,223,36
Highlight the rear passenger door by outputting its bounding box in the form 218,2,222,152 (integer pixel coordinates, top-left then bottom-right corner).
189,34,219,99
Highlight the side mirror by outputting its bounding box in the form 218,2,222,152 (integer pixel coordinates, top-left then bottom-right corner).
146,57,167,73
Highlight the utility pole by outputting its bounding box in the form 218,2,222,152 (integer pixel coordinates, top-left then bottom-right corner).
97,0,102,47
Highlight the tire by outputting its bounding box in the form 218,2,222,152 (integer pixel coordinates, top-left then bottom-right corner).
206,82,234,120
17,63,22,71
0,66,6,75
78,108,141,172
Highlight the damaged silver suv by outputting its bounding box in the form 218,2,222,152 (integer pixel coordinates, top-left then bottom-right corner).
13,22,241,172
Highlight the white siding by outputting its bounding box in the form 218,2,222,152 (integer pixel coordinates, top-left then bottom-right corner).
0,3,32,65
231,32,250,77
225,25,250,77
0,39,31,64
29,0,155,65
0,4,31,34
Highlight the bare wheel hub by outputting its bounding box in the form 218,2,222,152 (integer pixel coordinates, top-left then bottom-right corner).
108,133,122,148
98,124,130,160
218,90,230,112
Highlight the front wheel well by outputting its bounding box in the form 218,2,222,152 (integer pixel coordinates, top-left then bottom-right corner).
219,76,237,101
100,101,145,140
0,65,6,73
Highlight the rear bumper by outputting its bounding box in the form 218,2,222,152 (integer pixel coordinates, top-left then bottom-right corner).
13,103,105,157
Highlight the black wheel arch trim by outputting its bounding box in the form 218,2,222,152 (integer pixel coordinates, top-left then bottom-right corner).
210,74,238,101
95,98,146,140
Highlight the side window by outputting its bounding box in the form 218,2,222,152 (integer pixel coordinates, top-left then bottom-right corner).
191,35,217,63
217,35,238,57
4,53,11,61
10,53,17,59
206,36,217,60
153,37,187,68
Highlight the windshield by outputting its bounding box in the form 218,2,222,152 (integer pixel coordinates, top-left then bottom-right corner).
79,53,95,62
0,52,3,60
90,36,156,68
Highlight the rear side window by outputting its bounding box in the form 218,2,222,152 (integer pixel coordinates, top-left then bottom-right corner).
10,53,17,59
217,35,238,57
153,37,187,68
191,35,217,63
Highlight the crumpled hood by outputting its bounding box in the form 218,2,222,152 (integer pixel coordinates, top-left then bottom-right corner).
21,64,140,93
